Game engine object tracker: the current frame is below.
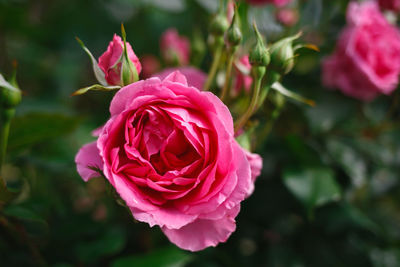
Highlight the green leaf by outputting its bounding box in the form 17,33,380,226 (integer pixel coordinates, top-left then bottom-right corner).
326,138,367,188
71,84,120,96
75,37,108,86
3,205,48,236
76,227,126,263
8,113,81,152
283,167,341,217
112,246,192,267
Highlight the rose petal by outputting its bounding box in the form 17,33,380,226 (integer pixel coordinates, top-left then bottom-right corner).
75,141,103,182
161,205,239,252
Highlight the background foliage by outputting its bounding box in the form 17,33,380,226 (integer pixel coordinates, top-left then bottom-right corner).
1,0,400,266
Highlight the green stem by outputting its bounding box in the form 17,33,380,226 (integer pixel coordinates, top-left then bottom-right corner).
234,67,265,133
0,109,13,174
220,51,235,102
204,45,223,91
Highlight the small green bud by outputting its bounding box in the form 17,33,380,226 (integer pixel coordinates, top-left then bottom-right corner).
0,72,21,109
226,6,242,47
269,32,301,75
210,14,229,37
1,87,21,109
249,22,270,67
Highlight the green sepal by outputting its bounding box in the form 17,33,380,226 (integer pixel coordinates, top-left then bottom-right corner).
76,37,108,86
71,84,121,96
271,82,315,107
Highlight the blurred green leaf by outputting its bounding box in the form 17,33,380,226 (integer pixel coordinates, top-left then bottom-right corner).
0,178,19,209
76,227,126,263
283,167,341,216
305,92,355,134
112,246,192,267
3,205,48,236
326,138,367,188
8,112,81,152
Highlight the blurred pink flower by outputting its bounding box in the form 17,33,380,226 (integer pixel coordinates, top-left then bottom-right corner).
247,0,292,7
75,71,259,251
276,8,299,26
98,34,141,86
234,55,253,95
378,0,400,12
140,55,161,79
322,1,400,101
160,28,191,66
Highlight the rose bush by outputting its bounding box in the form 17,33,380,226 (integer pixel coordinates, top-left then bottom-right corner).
322,1,400,101
98,34,142,86
75,71,261,251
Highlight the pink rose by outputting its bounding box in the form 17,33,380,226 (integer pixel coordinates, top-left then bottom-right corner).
379,0,400,12
247,0,292,7
234,55,253,95
154,67,207,90
75,71,259,251
276,8,299,26
322,1,400,101
98,34,142,86
160,29,191,66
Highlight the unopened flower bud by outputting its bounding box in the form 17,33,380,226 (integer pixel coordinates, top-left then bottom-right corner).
0,74,21,109
268,32,301,75
249,23,270,67
98,33,141,86
226,8,242,48
210,14,229,37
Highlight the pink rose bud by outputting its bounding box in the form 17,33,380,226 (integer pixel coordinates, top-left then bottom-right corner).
247,0,292,7
322,1,400,101
140,55,161,79
160,28,191,66
379,0,400,12
75,71,259,251
98,34,142,86
276,8,299,26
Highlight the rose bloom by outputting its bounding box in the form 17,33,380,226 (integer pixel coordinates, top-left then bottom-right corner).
154,67,207,90
160,28,191,66
98,34,142,86
379,0,400,12
75,71,262,251
322,1,400,101
247,0,292,7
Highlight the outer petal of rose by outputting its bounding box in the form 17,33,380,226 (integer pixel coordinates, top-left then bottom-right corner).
244,150,263,197
185,142,252,220
161,205,239,252
75,141,103,182
129,206,198,229
109,77,161,116
162,70,188,86
154,67,207,89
